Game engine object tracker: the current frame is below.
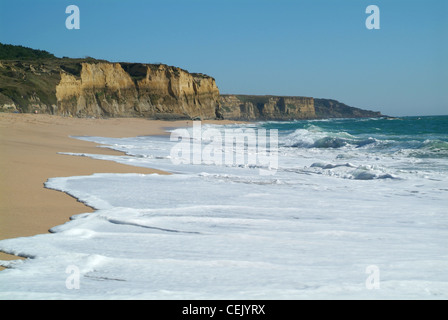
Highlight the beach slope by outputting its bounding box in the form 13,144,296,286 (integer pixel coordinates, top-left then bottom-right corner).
0,114,202,269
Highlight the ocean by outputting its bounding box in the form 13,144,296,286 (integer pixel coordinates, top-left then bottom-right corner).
1,116,447,299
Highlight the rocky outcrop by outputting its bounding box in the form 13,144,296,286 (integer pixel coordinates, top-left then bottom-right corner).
0,59,60,113
220,95,383,120
314,98,382,118
0,50,220,119
55,62,220,119
0,44,384,120
220,95,315,120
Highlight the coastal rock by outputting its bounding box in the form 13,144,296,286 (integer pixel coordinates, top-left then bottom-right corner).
0,43,383,120
314,98,382,118
219,95,315,120
55,62,220,119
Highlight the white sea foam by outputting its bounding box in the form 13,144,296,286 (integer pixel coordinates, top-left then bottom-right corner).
0,123,447,299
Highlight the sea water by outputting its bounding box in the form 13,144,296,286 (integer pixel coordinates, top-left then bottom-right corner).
0,116,447,299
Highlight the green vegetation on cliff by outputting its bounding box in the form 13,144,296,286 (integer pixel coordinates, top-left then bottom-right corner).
0,43,55,60
0,43,108,113
0,56,95,113
314,98,382,119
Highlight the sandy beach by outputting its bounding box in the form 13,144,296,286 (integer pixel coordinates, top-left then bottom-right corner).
0,113,235,270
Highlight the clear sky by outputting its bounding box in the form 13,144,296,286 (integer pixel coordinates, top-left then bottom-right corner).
0,0,447,116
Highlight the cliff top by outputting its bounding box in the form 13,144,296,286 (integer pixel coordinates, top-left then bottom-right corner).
0,43,215,81
0,43,56,60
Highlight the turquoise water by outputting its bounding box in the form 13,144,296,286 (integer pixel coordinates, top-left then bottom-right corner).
261,116,448,160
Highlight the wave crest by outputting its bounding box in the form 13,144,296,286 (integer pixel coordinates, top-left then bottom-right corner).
282,128,378,149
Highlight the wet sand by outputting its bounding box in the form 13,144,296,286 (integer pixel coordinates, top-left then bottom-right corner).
0,113,236,270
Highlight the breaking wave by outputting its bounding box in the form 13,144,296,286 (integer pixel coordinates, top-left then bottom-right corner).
281,127,378,149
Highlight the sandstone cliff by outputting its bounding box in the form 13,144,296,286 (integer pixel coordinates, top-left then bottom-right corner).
0,43,384,120
55,62,220,119
0,50,220,119
219,95,383,120
220,95,315,121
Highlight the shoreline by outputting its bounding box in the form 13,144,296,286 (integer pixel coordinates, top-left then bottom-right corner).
0,113,239,270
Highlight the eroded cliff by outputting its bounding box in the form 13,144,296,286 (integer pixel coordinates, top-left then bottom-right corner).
314,98,382,118
220,95,315,121
0,51,220,119
0,44,384,120
55,62,220,119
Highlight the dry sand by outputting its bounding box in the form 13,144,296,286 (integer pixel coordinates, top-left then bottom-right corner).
0,113,238,270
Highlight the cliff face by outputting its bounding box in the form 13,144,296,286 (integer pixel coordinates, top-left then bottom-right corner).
0,44,384,120
0,59,61,114
219,95,384,120
220,95,315,121
55,62,220,119
314,98,382,119
0,58,220,119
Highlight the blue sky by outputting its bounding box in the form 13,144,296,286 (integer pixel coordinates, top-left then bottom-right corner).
0,0,447,116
